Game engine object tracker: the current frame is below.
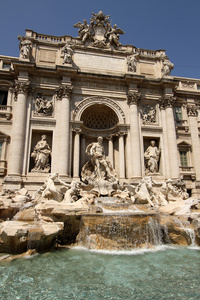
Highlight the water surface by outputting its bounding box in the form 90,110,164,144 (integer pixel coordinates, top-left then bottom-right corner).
0,246,199,300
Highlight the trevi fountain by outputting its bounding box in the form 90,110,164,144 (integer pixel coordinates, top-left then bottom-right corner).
0,136,200,299
0,10,200,299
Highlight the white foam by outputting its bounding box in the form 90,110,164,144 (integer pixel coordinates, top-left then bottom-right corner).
72,245,177,255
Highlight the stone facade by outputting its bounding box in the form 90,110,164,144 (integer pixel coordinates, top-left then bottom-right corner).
0,11,200,196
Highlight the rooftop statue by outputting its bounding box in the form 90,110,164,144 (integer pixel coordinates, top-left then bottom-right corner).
74,11,124,48
161,56,174,76
18,36,32,60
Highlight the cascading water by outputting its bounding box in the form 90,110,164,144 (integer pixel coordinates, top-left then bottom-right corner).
76,211,164,250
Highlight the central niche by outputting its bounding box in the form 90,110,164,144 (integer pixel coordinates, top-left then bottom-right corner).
81,104,118,129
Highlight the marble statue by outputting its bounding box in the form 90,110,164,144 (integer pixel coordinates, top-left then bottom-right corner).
134,177,156,207
161,57,174,76
106,24,124,47
74,19,91,43
84,136,115,181
74,11,124,48
33,173,68,202
18,36,32,60
63,181,81,203
61,42,74,64
34,96,53,116
31,135,51,172
144,141,160,174
127,53,139,72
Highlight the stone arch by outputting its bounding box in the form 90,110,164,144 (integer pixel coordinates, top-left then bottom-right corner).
73,96,126,124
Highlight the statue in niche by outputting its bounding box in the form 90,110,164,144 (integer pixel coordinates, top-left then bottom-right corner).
141,105,156,124
31,135,51,172
127,53,139,72
34,95,53,116
18,36,32,60
161,57,174,76
74,19,91,43
81,136,116,184
144,141,160,174
61,42,74,64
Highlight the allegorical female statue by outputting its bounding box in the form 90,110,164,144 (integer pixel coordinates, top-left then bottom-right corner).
144,140,160,174
31,135,51,172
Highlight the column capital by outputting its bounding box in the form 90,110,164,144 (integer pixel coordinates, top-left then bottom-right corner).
72,127,81,135
117,131,127,137
13,80,33,100
106,134,114,141
159,95,176,109
187,104,198,117
56,85,73,100
127,91,141,105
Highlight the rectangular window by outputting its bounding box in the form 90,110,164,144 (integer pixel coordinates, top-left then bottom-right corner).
180,151,188,167
3,63,11,70
0,91,8,105
174,106,182,120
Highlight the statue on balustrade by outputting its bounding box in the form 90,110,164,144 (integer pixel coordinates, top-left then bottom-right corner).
31,135,51,172
61,42,74,64
18,36,32,60
144,140,160,174
161,57,174,77
127,53,139,72
81,136,116,184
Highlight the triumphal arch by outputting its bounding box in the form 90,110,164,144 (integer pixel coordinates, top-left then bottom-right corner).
0,11,200,196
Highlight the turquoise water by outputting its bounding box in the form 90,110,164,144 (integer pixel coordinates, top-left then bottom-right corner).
0,246,200,300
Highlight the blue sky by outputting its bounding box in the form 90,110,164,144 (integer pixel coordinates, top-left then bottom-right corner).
0,0,199,79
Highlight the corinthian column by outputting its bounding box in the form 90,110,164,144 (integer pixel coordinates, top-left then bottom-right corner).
106,135,114,167
187,105,200,181
161,96,179,179
8,81,31,176
56,85,73,176
73,128,81,179
128,91,142,178
118,132,126,179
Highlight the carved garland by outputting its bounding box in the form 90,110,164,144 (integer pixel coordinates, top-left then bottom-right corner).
73,96,126,123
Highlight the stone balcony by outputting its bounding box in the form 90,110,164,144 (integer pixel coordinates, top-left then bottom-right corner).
0,105,12,120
